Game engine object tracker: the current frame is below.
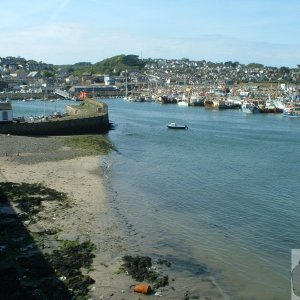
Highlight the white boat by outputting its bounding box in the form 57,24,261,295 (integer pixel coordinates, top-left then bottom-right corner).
241,102,260,114
167,122,188,129
177,100,189,106
283,112,300,118
283,104,300,118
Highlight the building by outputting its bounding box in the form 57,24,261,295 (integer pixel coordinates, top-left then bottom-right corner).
0,102,13,122
0,81,8,91
69,85,122,97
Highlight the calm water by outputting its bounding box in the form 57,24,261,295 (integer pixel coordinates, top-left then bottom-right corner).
12,98,300,299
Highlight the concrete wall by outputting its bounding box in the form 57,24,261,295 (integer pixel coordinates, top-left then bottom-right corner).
0,114,109,136
0,98,110,136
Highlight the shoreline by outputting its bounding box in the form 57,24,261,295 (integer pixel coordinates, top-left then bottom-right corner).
0,134,229,299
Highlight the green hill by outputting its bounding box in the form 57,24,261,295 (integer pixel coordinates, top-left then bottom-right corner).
57,55,145,76
92,54,145,75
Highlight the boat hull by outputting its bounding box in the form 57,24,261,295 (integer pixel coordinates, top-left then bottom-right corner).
167,123,188,129
283,112,300,118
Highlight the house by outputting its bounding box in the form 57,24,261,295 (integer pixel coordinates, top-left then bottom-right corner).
27,71,42,79
0,102,13,122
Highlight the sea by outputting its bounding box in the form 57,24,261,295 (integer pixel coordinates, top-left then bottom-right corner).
11,98,300,300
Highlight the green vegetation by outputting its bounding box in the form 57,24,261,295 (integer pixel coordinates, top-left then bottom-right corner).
45,239,96,299
56,54,145,76
63,135,115,155
247,62,265,69
56,62,92,74
92,54,145,75
43,70,55,78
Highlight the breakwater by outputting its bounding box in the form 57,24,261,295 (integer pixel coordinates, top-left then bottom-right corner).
0,92,57,101
0,98,109,136
0,90,125,101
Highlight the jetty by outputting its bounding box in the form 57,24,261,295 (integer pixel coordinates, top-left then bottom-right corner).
0,98,110,136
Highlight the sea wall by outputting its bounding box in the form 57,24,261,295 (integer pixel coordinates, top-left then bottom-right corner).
67,98,108,116
0,114,109,136
0,98,110,136
0,92,57,101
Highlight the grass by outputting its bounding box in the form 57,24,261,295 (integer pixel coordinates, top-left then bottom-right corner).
63,135,115,155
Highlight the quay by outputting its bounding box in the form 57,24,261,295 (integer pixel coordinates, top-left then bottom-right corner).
0,98,110,136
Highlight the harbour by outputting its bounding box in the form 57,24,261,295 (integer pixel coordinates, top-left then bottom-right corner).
4,97,300,299
1,0,300,298
101,98,300,300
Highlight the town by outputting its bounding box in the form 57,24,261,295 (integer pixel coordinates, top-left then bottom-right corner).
0,55,299,112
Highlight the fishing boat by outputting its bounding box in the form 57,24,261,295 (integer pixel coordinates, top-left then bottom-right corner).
241,102,260,114
283,112,300,118
259,100,283,113
167,122,188,129
283,104,300,118
177,100,189,106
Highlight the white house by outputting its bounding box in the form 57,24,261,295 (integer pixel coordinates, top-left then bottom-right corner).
0,102,13,122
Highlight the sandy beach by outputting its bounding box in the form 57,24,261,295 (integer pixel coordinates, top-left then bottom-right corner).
0,134,228,300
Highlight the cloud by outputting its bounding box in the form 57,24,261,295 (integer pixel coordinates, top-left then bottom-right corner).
0,22,87,63
1,24,299,67
144,34,300,67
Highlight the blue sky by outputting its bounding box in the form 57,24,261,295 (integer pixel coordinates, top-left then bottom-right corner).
1,0,299,67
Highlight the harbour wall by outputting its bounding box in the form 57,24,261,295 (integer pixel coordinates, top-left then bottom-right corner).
0,114,109,136
0,98,110,136
0,90,124,101
0,92,57,101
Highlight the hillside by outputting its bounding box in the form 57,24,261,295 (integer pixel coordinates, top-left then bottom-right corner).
56,55,145,76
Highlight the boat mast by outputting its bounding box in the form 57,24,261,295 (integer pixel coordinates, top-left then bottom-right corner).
125,70,128,99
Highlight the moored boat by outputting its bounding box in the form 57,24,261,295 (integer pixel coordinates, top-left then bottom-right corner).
283,104,300,118
167,122,188,129
177,100,189,106
258,100,283,113
241,102,260,114
204,99,219,109
283,112,300,118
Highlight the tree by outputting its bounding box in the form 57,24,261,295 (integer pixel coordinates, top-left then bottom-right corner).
280,66,290,73
43,70,54,78
247,63,264,69
67,67,74,73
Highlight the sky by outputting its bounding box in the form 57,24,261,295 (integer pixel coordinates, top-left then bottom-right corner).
1,0,299,67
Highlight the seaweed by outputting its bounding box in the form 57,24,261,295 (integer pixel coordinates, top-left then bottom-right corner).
63,135,115,155
157,258,172,268
45,239,96,298
121,255,170,289
0,182,69,222
0,182,95,300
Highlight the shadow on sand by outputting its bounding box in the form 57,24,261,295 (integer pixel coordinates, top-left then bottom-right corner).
0,182,95,300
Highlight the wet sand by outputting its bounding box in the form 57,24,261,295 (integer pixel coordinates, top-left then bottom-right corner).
0,134,228,299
